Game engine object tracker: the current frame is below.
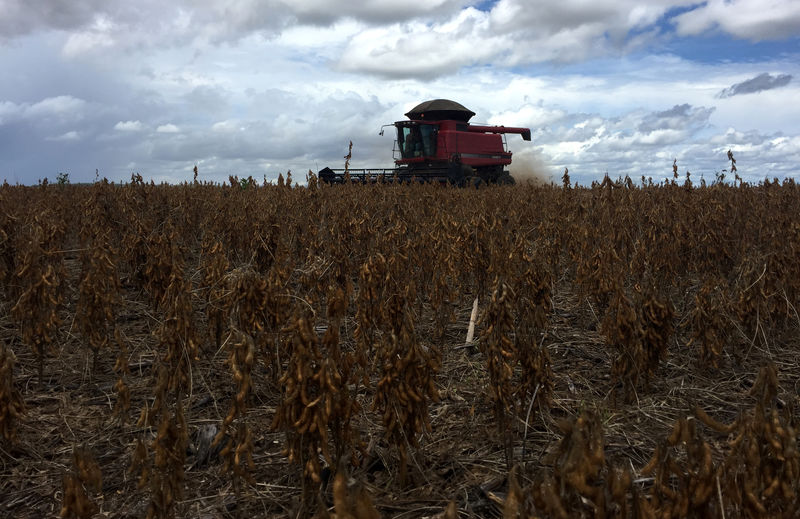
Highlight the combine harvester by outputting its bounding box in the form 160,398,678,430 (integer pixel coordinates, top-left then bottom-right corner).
318,99,531,186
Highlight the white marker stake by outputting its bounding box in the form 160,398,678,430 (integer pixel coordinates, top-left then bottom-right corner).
465,296,479,345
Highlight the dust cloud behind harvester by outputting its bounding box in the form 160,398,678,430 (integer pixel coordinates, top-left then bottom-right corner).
509,149,552,185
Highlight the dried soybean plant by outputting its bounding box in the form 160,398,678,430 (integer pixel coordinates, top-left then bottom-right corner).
601,285,641,402
200,239,230,349
272,311,332,513
143,226,182,310
128,436,150,492
353,253,387,374
601,279,673,402
575,227,621,312
640,416,718,518
60,446,103,519
214,329,256,499
734,256,775,346
75,230,120,374
138,269,196,518
112,327,131,423
544,411,607,517
134,266,196,480
716,364,800,517
146,402,189,519
428,221,461,348
480,278,517,469
513,246,555,439
504,411,609,518
0,341,24,444
322,286,362,469
686,277,731,367
11,219,64,384
637,282,674,382
328,468,380,519
373,270,440,487
120,212,151,291
224,267,284,382
157,270,199,396
0,200,13,297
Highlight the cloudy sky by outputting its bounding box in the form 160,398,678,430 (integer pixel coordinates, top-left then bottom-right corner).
1,0,799,185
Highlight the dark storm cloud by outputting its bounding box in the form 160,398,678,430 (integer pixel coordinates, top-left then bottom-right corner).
0,1,286,41
717,73,793,98
637,104,714,133
655,104,692,118
0,0,470,46
0,0,107,39
290,0,471,26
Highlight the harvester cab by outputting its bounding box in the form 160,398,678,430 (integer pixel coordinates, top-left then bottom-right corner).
396,121,438,159
318,99,531,186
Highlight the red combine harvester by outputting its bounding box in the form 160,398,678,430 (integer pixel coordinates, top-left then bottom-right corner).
318,99,531,186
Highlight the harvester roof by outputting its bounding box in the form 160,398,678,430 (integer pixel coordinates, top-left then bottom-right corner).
405,99,476,122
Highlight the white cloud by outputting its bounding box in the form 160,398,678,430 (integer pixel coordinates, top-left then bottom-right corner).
489,104,567,128
211,120,239,132
0,100,21,124
276,19,362,53
156,123,179,133
114,120,143,131
332,9,509,77
674,0,800,40
333,0,800,80
0,96,86,124
633,128,687,146
27,95,86,117
61,15,116,57
335,1,696,78
46,130,81,141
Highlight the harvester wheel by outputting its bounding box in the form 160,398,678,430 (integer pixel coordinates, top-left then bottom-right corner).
465,176,484,188
497,173,515,185
455,164,475,186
